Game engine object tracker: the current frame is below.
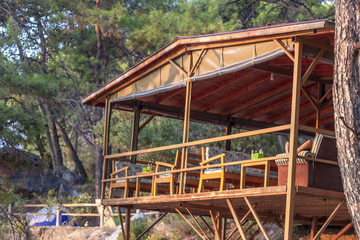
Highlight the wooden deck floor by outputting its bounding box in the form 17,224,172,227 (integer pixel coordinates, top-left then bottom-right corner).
103,186,350,225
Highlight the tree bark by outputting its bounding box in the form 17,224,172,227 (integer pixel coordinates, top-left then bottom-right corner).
55,119,88,180
334,0,360,236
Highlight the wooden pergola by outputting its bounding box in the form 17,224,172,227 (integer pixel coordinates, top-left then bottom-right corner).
83,20,352,240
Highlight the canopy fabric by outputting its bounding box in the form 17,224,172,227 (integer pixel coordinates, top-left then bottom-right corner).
111,39,293,103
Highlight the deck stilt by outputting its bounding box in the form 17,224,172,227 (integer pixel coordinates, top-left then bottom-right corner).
185,208,209,240
226,199,248,240
210,210,222,240
244,197,270,240
125,208,131,240
117,206,126,240
331,222,353,240
310,217,318,239
175,208,207,240
313,201,344,240
284,41,303,240
200,216,215,236
135,212,168,240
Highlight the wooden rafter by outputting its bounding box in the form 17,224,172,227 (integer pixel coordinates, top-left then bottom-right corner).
301,87,319,110
319,87,332,103
228,79,293,116
299,104,333,124
189,48,206,77
301,49,326,86
244,197,270,240
139,114,156,132
293,36,334,52
202,75,271,112
155,88,184,104
313,201,344,240
273,39,294,62
190,69,253,105
175,208,207,240
269,101,312,123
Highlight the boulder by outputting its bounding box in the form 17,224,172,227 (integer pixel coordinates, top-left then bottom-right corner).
59,168,84,185
58,183,82,197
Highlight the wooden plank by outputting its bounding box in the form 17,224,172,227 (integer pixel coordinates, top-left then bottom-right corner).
273,39,294,62
313,201,344,240
284,41,303,240
186,208,210,240
135,213,168,240
331,222,353,240
105,124,290,159
226,199,248,240
176,208,206,240
244,197,270,240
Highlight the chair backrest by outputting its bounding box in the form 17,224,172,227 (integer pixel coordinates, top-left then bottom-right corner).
173,150,202,168
311,134,338,161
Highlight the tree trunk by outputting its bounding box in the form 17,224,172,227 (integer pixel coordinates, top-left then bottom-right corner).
55,119,88,180
334,0,360,236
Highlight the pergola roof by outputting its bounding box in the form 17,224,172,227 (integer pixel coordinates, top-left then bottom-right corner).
83,19,335,130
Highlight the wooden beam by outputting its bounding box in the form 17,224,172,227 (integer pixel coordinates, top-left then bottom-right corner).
131,101,141,163
319,88,332,103
155,88,184,104
301,87,319,111
114,100,279,130
135,213,168,240
293,36,334,52
210,210,221,240
169,59,188,76
199,216,215,236
179,81,192,194
185,208,209,240
101,97,111,201
226,199,248,240
225,123,232,151
189,49,206,77
331,222,353,240
225,208,253,240
117,206,126,240
284,41,303,240
301,49,326,86
244,197,270,240
175,208,206,240
125,208,131,240
202,75,271,112
313,201,344,240
310,217,318,239
139,114,155,132
104,125,290,159
274,39,294,62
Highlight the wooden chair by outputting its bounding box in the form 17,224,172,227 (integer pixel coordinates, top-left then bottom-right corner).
152,151,181,196
109,166,131,199
198,147,240,193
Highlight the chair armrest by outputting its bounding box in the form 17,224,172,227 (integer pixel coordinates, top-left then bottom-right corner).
200,153,226,165
110,166,129,177
155,162,175,169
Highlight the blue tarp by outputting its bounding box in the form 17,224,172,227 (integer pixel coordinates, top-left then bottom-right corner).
28,207,73,226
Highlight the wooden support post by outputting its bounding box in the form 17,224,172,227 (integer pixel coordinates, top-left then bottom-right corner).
56,204,61,227
225,209,253,240
244,197,270,240
217,212,223,240
284,41,303,240
101,97,111,201
131,101,141,164
200,216,215,236
117,206,126,240
99,204,105,227
331,222,353,240
125,208,131,240
210,210,222,240
275,218,285,233
225,123,232,151
179,81,192,194
222,218,227,240
226,199,248,240
310,217,318,239
185,208,209,240
135,213,168,240
313,201,344,240
175,208,206,240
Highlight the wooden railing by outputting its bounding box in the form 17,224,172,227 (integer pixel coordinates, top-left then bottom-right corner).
9,202,159,227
